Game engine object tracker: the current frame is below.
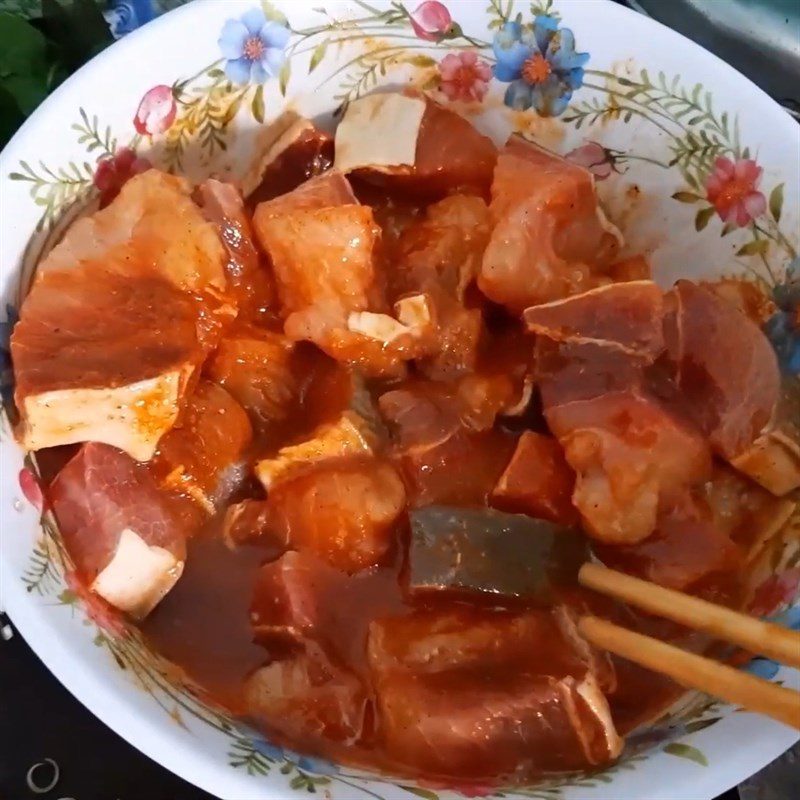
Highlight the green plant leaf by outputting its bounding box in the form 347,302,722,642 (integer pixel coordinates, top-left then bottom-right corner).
261,0,288,26
769,183,784,223
664,742,709,767
278,59,291,96
672,191,702,203
309,40,327,73
684,717,721,734
400,787,439,800
0,12,50,115
694,206,715,231
251,85,265,123
736,239,769,257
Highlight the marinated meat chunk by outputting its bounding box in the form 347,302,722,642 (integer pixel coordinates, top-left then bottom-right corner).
368,608,621,777
50,443,188,616
151,381,252,513
335,92,497,197
664,280,780,461
222,499,272,549
264,460,405,572
245,642,368,746
546,389,712,544
255,411,377,489
594,492,743,593
480,138,622,312
524,281,665,359
12,269,203,459
206,325,296,433
254,169,356,218
491,431,578,525
196,179,275,322
408,506,587,601
250,551,344,644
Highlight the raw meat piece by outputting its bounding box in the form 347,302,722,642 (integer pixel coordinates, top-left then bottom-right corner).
368,608,621,777
491,431,578,525
151,380,252,513
523,281,665,359
245,642,367,746
480,138,622,312
49,442,188,616
264,459,405,572
222,499,272,549
335,92,497,198
196,179,275,322
664,280,780,460
206,325,296,433
546,389,712,544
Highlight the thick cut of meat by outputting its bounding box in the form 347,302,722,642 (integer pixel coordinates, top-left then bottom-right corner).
491,431,578,525
12,169,233,459
664,280,780,461
244,114,334,202
393,195,492,300
336,92,496,198
206,325,296,433
419,290,483,380
245,642,367,746
594,492,743,592
368,608,621,777
480,138,622,312
546,390,712,544
379,384,516,507
12,269,204,459
264,460,405,572
49,443,188,616
196,179,275,322
38,170,227,296
250,550,344,644
222,499,272,549
150,381,252,513
254,170,356,220
524,281,665,359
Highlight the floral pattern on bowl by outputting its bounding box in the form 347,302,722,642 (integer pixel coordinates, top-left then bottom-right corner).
1,2,798,799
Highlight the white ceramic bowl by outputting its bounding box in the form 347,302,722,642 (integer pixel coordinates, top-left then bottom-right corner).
1,2,799,798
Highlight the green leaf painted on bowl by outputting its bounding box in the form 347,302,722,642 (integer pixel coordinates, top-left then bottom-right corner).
664,743,709,767
769,183,784,223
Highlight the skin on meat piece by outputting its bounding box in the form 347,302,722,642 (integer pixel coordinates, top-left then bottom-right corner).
479,137,622,313
49,443,188,616
336,92,497,199
523,281,665,360
263,459,406,572
491,431,579,525
245,641,368,747
368,607,621,778
150,380,252,515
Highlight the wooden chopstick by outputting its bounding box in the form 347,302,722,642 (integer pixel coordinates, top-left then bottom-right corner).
579,563,800,670
579,616,800,730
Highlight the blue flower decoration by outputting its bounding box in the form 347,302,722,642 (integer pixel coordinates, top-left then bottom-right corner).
744,605,800,680
492,16,588,117
218,7,290,85
296,754,339,776
103,0,157,39
766,258,800,375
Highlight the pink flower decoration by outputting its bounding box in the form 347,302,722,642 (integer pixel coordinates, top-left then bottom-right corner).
94,147,151,207
565,140,617,180
134,85,177,136
65,570,127,637
18,467,44,511
409,1,452,41
705,156,767,227
749,568,800,617
439,52,492,103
